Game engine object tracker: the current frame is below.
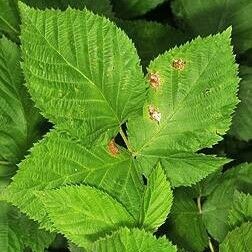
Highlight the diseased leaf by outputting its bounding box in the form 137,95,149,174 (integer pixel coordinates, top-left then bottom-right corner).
0,0,19,41
140,164,173,230
172,0,252,53
230,66,252,141
202,163,252,241
119,20,188,68
0,36,42,186
219,222,252,252
112,0,166,18
0,201,55,252
19,3,146,143
228,191,252,227
92,227,177,252
166,189,208,252
5,130,144,228
37,185,135,248
128,28,239,186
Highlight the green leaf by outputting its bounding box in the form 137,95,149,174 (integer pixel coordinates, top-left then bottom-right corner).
219,222,252,252
19,3,146,143
228,191,252,227
37,185,135,248
0,201,55,252
23,0,114,17
172,0,252,53
118,20,188,68
0,0,19,41
230,66,252,141
112,0,166,18
140,164,173,230
92,227,177,252
0,36,42,185
5,130,143,228
128,28,239,186
166,189,208,252
202,163,252,241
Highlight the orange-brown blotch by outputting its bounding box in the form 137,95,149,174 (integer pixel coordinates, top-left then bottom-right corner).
172,59,186,70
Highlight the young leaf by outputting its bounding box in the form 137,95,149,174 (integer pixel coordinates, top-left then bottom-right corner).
23,0,114,17
0,201,55,252
202,163,252,241
118,20,188,68
112,0,166,18
19,3,146,143
0,0,19,41
172,0,252,53
92,227,177,252
37,185,135,247
228,191,252,227
0,37,42,184
166,189,208,252
140,164,173,231
219,222,252,252
128,28,239,186
230,66,252,141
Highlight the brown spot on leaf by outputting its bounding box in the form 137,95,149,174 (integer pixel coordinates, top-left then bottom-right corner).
172,59,186,70
108,139,119,156
148,72,160,89
148,105,161,123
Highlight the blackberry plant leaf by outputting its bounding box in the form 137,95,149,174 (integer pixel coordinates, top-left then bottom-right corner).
172,0,252,53
0,36,42,187
219,222,252,252
230,66,252,141
19,3,146,143
112,0,166,18
228,191,252,227
0,0,19,42
23,0,114,17
128,28,239,186
92,227,177,252
202,163,252,241
119,20,188,68
0,201,55,252
37,185,135,247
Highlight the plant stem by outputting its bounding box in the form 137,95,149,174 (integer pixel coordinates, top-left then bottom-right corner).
119,127,133,153
208,237,215,252
0,160,11,165
197,195,215,252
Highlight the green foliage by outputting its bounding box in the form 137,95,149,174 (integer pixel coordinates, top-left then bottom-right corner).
0,201,55,252
172,0,252,53
119,20,188,68
0,1,250,251
219,222,252,252
230,66,252,141
92,227,177,252
112,0,166,18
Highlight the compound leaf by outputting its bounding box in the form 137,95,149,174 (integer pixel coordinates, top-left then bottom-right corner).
230,66,252,141
219,222,252,252
19,3,146,143
172,0,252,53
92,227,177,252
128,28,239,186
